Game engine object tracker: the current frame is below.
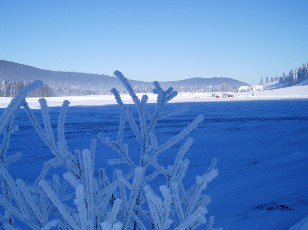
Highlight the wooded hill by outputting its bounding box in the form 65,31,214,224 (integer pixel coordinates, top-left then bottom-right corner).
0,60,248,97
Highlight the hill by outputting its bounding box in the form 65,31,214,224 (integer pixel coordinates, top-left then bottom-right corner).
0,60,248,96
162,77,248,93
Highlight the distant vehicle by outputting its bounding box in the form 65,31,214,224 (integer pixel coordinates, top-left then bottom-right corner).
222,93,234,98
212,93,233,98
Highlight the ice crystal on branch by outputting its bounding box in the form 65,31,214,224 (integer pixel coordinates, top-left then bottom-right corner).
0,72,219,229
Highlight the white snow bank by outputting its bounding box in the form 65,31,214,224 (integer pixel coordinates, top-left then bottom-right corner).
297,79,308,86
290,214,308,230
0,84,308,108
241,84,308,98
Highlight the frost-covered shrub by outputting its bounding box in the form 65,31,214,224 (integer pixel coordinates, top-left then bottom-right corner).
0,71,219,229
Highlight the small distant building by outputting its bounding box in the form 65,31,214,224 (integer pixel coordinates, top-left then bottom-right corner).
237,85,264,92
252,85,264,91
238,86,252,92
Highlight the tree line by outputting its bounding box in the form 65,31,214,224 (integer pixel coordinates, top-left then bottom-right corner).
0,80,54,97
260,62,308,87
0,80,113,97
0,79,241,97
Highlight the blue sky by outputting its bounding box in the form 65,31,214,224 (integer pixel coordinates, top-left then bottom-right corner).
1,0,308,84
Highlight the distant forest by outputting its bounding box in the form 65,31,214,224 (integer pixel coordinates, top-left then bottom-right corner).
0,79,244,97
0,80,54,97
278,63,308,86
0,60,248,97
260,62,308,87
0,80,105,97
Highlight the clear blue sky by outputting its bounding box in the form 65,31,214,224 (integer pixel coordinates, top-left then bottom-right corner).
1,0,308,85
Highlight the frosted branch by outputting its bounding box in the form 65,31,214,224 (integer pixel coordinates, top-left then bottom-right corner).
39,180,79,230
0,80,42,132
154,115,204,156
144,185,173,229
122,167,145,229
101,198,123,229
41,220,58,230
114,70,141,108
0,75,219,229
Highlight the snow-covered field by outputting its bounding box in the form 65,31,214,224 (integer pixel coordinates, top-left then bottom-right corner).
1,85,308,229
1,84,308,109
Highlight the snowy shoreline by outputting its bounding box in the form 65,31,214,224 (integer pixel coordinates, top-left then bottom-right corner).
1,84,308,108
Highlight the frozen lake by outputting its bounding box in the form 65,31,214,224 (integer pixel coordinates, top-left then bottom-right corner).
3,99,308,229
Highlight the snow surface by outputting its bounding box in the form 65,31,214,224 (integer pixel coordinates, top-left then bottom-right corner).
1,84,308,229
290,214,308,230
1,84,308,109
